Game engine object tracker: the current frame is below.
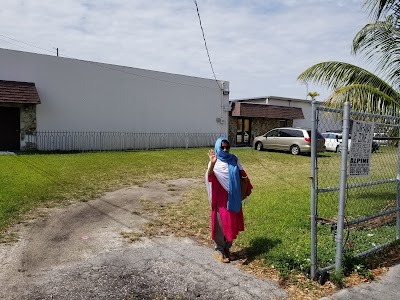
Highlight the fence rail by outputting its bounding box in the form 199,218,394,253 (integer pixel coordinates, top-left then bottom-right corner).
310,102,400,280
25,131,223,151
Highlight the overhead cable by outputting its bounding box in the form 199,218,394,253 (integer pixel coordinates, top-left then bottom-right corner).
0,33,55,55
193,0,223,90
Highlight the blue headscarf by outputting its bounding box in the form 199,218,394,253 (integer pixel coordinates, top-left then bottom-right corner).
214,137,242,213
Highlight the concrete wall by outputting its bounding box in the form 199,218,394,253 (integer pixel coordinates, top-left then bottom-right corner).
0,48,229,135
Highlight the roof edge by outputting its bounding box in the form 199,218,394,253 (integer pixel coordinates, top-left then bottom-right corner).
231,95,324,104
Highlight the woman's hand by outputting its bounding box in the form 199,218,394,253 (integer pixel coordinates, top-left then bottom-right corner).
208,149,217,164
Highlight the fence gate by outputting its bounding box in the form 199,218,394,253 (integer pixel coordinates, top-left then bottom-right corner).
310,101,400,281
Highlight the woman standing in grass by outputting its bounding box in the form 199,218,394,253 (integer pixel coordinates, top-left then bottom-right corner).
205,137,252,263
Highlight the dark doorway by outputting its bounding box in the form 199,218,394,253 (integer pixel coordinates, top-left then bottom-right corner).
236,118,251,146
0,107,20,151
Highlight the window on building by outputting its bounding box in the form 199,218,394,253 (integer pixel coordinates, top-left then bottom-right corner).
279,119,288,127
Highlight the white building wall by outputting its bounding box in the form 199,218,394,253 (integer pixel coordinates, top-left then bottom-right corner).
0,48,228,135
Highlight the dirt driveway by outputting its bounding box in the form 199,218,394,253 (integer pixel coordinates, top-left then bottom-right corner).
0,178,287,300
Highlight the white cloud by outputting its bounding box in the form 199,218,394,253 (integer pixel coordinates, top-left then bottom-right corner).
0,0,373,100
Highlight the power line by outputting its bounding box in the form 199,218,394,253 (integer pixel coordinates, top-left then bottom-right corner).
192,0,222,90
0,33,55,55
0,37,35,53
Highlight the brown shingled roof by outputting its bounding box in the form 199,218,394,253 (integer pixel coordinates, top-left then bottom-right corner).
231,102,304,119
0,80,41,104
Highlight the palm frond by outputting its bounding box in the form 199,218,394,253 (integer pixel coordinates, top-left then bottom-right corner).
298,62,398,98
324,84,400,115
364,0,400,21
352,17,400,85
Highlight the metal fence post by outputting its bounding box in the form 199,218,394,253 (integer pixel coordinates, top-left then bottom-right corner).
335,101,351,272
310,100,317,278
397,136,400,239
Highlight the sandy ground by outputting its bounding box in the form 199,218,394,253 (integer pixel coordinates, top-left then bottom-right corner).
0,178,287,300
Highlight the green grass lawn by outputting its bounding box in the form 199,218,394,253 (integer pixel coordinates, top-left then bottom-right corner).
0,147,397,276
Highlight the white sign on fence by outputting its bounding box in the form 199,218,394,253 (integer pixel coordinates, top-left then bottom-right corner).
349,120,374,177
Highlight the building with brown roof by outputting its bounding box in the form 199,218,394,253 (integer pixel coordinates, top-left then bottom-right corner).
229,96,312,147
0,80,40,150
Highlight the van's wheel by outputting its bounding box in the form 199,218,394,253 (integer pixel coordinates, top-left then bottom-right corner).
290,145,300,155
255,142,263,151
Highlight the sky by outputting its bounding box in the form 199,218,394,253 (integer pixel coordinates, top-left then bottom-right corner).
0,0,374,101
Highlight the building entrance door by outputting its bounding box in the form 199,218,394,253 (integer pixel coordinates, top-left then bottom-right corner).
0,107,20,151
236,118,251,146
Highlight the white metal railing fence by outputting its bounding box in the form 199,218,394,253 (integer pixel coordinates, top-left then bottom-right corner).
25,131,223,151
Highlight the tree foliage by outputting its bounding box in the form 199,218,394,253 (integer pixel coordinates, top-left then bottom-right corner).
298,0,400,115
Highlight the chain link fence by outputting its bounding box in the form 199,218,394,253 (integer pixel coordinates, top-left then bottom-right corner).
23,131,222,152
310,102,400,279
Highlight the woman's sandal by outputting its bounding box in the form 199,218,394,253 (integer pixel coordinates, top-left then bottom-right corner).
225,250,237,261
214,252,230,263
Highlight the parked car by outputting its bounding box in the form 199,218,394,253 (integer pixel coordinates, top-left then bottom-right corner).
343,138,379,153
321,132,342,152
323,131,379,153
373,132,389,146
253,127,326,155
336,135,379,153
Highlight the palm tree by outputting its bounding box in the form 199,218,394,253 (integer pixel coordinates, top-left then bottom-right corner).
298,0,400,115
365,0,400,21
307,91,320,101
